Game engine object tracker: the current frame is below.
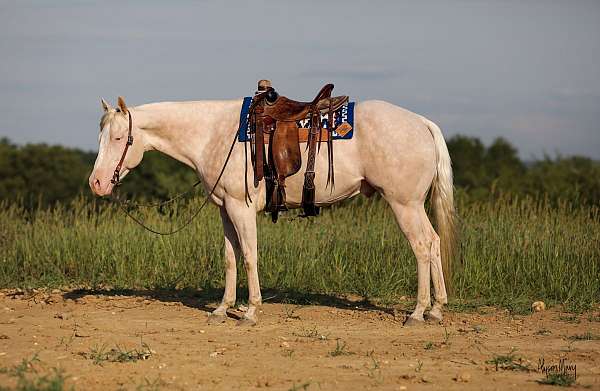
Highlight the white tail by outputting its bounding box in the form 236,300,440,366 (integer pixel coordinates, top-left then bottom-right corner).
420,116,457,290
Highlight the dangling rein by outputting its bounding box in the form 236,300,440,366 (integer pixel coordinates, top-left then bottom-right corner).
107,110,240,235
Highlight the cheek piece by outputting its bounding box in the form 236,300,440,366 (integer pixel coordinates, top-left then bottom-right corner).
110,111,134,185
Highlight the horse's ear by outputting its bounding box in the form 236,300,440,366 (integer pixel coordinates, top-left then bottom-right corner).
117,96,128,114
101,98,112,112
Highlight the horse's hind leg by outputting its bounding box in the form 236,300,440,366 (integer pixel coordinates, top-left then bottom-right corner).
418,208,447,322
388,201,434,325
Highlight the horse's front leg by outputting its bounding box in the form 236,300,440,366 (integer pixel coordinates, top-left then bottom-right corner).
208,206,241,324
223,197,261,326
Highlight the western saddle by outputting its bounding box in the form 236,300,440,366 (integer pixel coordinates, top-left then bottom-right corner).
246,80,349,222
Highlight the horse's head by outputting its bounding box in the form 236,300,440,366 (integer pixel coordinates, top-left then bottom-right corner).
89,97,145,196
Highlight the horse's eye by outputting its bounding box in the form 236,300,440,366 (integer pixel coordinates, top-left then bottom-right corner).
115,137,122,141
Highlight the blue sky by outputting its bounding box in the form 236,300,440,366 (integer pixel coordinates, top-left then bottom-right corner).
1,1,599,158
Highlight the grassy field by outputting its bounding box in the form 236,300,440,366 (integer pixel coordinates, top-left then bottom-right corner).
0,196,598,312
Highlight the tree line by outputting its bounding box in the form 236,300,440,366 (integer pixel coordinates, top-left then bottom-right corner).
0,136,598,209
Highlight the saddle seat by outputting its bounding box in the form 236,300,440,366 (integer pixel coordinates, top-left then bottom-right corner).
265,86,349,122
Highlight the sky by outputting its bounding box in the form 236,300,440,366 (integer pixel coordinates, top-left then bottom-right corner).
1,1,599,159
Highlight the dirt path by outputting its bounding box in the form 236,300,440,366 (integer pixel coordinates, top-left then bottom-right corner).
0,289,598,390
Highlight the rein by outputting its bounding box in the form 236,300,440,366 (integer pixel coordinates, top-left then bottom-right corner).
107,110,240,235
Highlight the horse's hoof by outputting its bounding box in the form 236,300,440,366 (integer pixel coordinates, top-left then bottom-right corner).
425,310,443,323
207,313,227,325
236,316,257,327
404,316,425,327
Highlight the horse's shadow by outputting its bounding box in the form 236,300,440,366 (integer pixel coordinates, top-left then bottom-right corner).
62,287,402,319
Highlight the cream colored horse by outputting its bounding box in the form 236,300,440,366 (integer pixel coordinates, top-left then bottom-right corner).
90,95,456,326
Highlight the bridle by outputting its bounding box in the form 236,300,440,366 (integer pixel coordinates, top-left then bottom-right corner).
104,108,241,235
110,109,133,186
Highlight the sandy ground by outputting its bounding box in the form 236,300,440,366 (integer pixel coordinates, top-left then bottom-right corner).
0,289,599,391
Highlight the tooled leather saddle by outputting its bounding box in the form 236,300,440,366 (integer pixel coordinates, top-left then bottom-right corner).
246,80,349,222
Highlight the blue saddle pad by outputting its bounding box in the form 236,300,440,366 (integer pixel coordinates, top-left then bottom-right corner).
238,96,355,142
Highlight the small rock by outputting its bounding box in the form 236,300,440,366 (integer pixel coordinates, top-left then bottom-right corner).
532,301,546,312
210,348,226,358
51,289,61,294
420,375,431,383
454,372,471,382
280,341,290,348
399,386,407,391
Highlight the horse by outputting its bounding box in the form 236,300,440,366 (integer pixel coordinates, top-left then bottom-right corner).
89,93,456,327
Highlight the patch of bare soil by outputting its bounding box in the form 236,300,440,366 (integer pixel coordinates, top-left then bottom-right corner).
0,289,598,390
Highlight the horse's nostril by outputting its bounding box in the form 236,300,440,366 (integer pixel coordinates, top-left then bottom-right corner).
94,179,101,190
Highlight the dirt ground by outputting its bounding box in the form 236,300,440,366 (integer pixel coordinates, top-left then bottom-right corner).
0,289,598,391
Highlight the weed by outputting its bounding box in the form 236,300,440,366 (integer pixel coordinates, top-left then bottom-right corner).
443,327,452,344
568,332,599,341
80,342,153,365
415,359,423,373
587,314,600,322
329,340,354,357
288,382,311,391
0,354,40,378
423,327,452,350
536,373,576,387
136,376,168,391
0,355,72,391
293,327,329,340
486,348,530,372
534,328,552,336
366,355,383,383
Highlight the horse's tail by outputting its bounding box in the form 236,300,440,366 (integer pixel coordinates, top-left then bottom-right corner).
420,116,457,292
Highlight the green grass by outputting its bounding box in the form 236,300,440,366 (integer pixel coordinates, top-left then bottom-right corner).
0,196,598,310
79,343,153,365
0,354,71,391
486,348,531,372
536,373,576,387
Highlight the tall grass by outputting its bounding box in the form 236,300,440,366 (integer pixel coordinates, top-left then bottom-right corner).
0,196,598,310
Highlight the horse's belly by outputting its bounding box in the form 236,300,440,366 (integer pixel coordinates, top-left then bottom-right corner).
281,140,363,208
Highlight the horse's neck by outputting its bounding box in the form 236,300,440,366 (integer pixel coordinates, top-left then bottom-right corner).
133,100,241,170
